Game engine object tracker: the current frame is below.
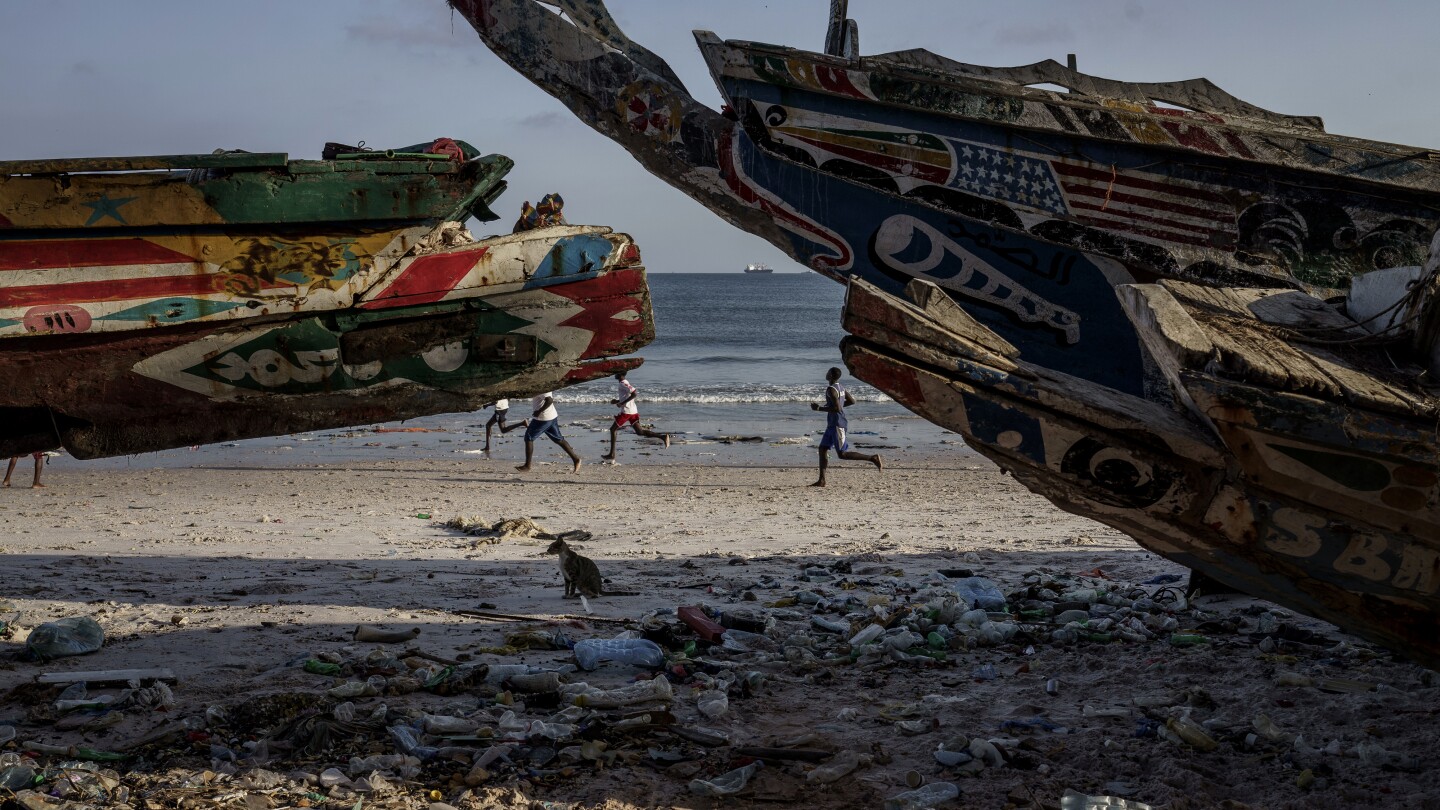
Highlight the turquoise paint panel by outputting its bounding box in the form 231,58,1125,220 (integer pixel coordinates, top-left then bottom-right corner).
99,297,247,323
530,234,614,282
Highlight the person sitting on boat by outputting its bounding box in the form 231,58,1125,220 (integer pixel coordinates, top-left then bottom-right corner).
482,400,528,453
810,367,882,487
517,392,583,474
536,192,567,227
512,201,540,233
602,370,671,462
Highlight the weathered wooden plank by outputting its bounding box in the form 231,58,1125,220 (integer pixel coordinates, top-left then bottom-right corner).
0,153,288,174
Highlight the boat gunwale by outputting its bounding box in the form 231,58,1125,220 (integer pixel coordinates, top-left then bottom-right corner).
701,34,1440,172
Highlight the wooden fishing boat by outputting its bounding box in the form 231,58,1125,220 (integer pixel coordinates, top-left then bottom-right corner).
1,140,654,457
454,0,1438,663
842,272,1438,668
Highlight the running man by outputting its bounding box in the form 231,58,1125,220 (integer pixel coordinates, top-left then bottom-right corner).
602,370,670,462
516,392,583,473
3,452,47,489
482,399,528,452
810,367,882,487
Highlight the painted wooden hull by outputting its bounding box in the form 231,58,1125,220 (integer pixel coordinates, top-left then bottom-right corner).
1,144,653,457
698,36,1440,293
842,277,1438,668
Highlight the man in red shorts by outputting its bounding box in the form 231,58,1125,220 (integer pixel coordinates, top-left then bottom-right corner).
602,370,670,462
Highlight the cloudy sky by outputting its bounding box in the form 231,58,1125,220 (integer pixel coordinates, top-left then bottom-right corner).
3,1,1437,273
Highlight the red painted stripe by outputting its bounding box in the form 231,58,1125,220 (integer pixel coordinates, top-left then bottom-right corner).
2,272,227,308
1070,200,1232,242
359,248,484,309
782,132,950,183
1071,206,1226,247
1050,162,1227,205
1220,131,1257,160
1158,121,1228,155
814,66,868,100
1060,182,1231,223
0,238,198,271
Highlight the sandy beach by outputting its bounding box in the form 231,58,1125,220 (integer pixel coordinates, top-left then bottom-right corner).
2,451,1437,809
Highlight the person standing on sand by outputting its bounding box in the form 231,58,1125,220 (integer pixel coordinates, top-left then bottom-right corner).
810,367,882,487
602,370,670,462
482,399,528,453
517,392,583,473
3,452,47,488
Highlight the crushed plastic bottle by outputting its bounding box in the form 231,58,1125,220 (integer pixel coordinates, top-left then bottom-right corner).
807,750,870,783
560,676,673,708
697,689,729,719
951,577,1006,610
26,617,105,658
572,638,665,670
884,781,960,810
849,624,885,646
690,761,762,796
423,714,479,735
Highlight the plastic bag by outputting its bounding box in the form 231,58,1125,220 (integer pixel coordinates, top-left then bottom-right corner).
27,617,104,658
690,761,761,796
572,638,665,670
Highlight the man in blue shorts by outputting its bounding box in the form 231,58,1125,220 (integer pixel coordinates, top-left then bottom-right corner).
517,392,583,473
810,367,882,487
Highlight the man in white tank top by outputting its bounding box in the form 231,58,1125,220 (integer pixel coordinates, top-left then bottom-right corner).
517,392,582,473
602,370,671,462
482,399,528,453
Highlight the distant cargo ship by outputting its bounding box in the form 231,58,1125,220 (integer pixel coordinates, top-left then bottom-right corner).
744,263,773,273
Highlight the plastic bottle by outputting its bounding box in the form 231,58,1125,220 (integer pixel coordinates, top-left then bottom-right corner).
1165,717,1218,752
26,617,105,658
807,751,869,783
689,761,762,797
697,689,729,719
572,638,665,670
560,676,673,708
951,577,1006,610
884,781,960,810
849,624,885,646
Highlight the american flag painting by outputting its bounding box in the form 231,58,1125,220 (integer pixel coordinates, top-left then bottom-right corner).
940,137,1238,251
1048,160,1237,249
943,139,1068,217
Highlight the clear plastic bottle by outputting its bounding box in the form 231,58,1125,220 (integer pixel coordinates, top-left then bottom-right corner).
950,577,1006,610
848,624,885,646
884,781,960,809
572,638,665,670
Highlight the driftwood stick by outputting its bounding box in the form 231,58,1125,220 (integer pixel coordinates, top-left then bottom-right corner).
452,609,628,625
37,668,176,685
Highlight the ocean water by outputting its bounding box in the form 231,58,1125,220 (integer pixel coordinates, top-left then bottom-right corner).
86,273,957,469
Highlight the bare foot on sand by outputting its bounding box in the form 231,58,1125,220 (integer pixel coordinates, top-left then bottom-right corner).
32,483,45,488
572,459,583,474
601,454,615,461
515,464,531,472
874,455,884,472
810,480,826,487
664,434,671,448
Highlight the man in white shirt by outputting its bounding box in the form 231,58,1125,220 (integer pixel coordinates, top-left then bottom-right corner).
602,370,671,462
482,399,528,453
517,392,582,473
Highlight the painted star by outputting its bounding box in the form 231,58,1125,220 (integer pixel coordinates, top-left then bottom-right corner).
81,193,139,225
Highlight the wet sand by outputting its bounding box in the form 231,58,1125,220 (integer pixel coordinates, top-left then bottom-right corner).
2,454,1436,809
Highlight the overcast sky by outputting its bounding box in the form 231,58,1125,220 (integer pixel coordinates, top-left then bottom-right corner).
4,1,1437,273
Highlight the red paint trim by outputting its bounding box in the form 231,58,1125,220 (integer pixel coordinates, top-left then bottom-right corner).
2,273,227,308
1157,121,1229,156
360,248,484,309
0,238,196,271
814,66,868,100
